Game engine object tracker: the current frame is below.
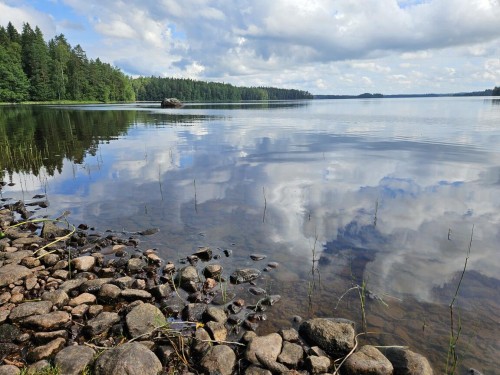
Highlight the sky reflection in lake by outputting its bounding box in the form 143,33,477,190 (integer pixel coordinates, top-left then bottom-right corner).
1,98,499,372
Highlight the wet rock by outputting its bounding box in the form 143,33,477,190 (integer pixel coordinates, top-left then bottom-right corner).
278,341,304,367
20,311,71,331
299,318,355,358
94,342,162,375
203,264,223,279
182,303,207,322
467,369,484,375
200,345,235,375
250,254,267,261
175,266,199,285
212,291,235,305
9,301,53,322
205,321,227,342
230,268,261,284
343,345,393,375
127,258,147,273
192,327,212,356
193,246,212,261
203,277,217,291
126,303,167,338
267,262,279,268
98,283,121,303
0,365,20,375
27,337,66,362
279,328,299,342
71,256,96,272
249,287,267,295
41,221,68,239
245,333,282,365
305,355,331,374
84,312,120,337
54,345,95,375
69,292,96,307
121,288,152,300
382,347,433,375
0,264,32,287
41,290,69,308
261,294,281,306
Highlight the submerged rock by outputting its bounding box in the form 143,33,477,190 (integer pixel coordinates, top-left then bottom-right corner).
230,268,261,284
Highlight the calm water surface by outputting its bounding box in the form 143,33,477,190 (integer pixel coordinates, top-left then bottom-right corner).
1,98,499,373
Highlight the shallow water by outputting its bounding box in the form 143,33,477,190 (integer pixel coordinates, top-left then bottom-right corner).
1,98,499,373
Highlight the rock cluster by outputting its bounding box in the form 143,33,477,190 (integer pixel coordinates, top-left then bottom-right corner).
0,201,436,374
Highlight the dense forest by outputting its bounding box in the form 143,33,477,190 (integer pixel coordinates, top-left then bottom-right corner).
0,22,135,103
131,77,313,101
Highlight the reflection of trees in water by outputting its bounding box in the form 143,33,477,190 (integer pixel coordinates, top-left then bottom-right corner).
0,106,214,180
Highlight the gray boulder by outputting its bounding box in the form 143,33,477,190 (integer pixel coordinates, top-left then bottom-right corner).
54,345,95,375
299,318,355,358
94,342,162,375
245,333,282,365
343,345,393,375
126,303,166,338
200,345,236,375
382,347,433,375
161,98,183,108
277,341,304,367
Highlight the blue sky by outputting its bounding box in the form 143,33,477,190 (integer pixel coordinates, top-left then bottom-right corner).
1,0,499,94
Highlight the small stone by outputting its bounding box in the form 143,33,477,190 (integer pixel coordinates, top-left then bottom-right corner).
250,254,266,261
149,284,171,299
33,330,68,344
71,304,89,318
279,328,299,342
98,283,121,303
205,321,227,342
52,269,69,280
203,264,223,279
126,303,167,338
112,276,134,289
26,360,51,374
9,301,53,322
193,247,212,261
245,365,272,375
299,318,355,358
69,292,96,307
205,306,227,323
127,258,147,273
88,305,104,318
27,337,66,362
278,341,304,367
305,355,331,374
192,328,212,355
41,290,69,308
120,288,152,300
230,268,261,284
84,312,120,337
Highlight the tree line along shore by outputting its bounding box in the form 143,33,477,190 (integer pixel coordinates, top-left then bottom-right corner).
0,21,312,105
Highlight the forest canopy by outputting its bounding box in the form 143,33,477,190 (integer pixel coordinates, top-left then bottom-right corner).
0,22,135,103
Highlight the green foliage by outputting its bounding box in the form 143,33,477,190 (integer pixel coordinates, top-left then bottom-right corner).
493,86,500,96
131,76,313,102
0,21,135,103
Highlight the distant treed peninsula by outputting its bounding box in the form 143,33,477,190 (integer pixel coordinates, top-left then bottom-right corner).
0,21,312,103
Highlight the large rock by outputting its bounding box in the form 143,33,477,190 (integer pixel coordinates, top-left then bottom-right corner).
382,347,433,375
8,301,53,322
54,345,95,375
0,365,20,375
299,318,355,358
41,290,69,308
0,264,32,287
20,311,71,330
343,345,393,375
94,342,162,375
200,345,236,375
126,303,166,338
245,333,283,365
160,98,183,108
278,341,304,367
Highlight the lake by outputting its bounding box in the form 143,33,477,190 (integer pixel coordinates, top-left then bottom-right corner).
1,98,499,373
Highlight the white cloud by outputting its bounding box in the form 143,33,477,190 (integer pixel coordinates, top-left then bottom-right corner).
1,0,500,94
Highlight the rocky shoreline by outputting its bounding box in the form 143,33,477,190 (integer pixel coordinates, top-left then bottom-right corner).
0,198,438,375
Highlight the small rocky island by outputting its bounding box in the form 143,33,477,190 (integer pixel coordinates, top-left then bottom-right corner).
0,198,437,375
160,98,183,108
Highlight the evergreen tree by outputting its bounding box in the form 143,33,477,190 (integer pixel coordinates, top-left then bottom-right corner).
493,86,500,96
0,44,30,102
48,34,71,100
